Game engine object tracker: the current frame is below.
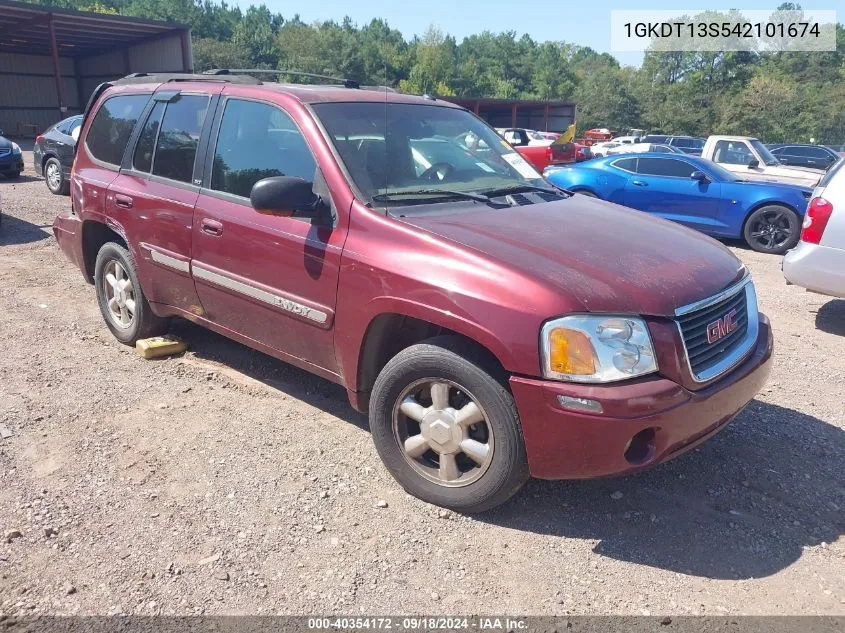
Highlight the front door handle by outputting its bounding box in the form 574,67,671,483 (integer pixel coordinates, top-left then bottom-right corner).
201,218,224,237
115,194,133,209
632,180,648,187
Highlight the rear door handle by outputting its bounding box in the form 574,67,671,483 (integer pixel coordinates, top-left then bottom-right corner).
115,194,133,209
201,218,224,236
632,180,648,187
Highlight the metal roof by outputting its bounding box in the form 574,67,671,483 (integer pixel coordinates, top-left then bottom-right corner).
0,0,187,57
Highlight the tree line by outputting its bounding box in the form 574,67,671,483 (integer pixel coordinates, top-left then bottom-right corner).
31,0,845,142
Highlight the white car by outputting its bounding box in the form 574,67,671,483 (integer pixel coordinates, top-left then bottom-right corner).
610,135,639,145
606,142,683,156
589,141,621,157
783,157,845,298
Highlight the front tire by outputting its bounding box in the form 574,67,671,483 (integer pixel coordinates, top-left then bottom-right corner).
369,337,529,513
743,205,800,254
44,157,68,195
94,242,169,345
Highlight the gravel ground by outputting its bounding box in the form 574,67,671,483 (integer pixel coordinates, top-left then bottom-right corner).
1,148,843,616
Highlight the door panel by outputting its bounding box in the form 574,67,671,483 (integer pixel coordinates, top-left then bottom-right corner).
623,157,723,232
105,91,214,313
191,96,345,376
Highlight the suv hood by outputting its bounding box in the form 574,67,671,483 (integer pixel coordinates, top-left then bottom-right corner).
398,196,745,317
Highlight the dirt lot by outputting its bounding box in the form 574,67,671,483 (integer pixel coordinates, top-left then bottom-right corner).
1,148,843,617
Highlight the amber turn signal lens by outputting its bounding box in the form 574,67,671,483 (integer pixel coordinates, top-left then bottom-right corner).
548,327,596,375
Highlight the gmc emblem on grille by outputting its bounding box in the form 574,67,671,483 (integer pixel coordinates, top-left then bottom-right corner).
706,309,738,344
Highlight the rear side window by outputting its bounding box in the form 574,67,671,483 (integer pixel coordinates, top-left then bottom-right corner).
86,94,150,166
612,158,637,172
151,95,209,183
636,157,697,178
210,99,316,199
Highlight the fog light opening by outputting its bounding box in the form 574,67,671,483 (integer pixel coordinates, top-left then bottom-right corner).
624,428,656,465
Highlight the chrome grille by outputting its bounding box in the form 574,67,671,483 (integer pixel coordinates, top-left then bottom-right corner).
675,275,758,382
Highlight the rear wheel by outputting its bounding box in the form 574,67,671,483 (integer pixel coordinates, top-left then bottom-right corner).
743,205,800,254
44,157,68,195
369,337,529,513
94,242,169,345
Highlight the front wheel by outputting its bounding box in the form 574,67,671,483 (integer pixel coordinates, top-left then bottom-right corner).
369,337,529,513
743,205,801,254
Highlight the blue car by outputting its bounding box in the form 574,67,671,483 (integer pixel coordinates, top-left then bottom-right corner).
544,153,811,254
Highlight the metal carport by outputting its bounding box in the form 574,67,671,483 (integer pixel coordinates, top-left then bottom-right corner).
0,0,192,134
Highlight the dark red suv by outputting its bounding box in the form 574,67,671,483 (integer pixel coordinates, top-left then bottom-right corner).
54,72,773,512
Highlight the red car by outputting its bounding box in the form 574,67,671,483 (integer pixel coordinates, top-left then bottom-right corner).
54,73,773,512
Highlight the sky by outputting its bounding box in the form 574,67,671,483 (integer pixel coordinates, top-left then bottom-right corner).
252,0,807,67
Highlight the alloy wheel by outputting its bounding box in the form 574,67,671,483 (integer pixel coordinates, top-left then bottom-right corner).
748,208,794,251
392,378,494,487
46,162,61,191
102,260,136,329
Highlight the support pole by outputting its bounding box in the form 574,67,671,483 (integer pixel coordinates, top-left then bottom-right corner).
48,13,67,117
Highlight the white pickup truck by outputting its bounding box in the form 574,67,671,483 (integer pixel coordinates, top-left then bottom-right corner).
701,135,824,187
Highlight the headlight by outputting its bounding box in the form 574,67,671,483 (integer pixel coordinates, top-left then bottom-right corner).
11,143,21,155
541,315,658,383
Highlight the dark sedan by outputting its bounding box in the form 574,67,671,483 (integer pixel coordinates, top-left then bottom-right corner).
33,115,81,195
0,131,24,179
767,143,839,171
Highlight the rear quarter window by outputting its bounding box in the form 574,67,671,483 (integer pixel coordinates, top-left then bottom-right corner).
85,94,150,166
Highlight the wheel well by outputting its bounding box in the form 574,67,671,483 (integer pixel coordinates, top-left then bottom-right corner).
82,222,126,282
41,153,57,169
356,314,508,401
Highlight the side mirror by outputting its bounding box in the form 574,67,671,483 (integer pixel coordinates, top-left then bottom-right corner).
690,170,709,182
747,159,760,169
250,176,322,218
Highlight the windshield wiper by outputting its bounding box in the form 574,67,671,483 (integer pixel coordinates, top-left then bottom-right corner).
372,188,496,203
479,184,568,198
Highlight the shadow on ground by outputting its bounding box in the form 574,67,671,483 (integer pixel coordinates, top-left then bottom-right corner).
169,319,843,581
816,299,845,336
1,174,41,185
0,213,51,245
169,318,368,431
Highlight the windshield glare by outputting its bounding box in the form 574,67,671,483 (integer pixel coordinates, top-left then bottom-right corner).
312,102,549,203
750,139,779,166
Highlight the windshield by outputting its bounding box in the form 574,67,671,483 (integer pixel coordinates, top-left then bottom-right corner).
750,139,780,166
312,102,550,204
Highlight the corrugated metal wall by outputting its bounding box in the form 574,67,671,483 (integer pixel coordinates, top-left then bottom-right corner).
0,33,187,136
0,52,79,134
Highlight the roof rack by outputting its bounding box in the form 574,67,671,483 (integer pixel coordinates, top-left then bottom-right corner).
204,68,360,89
115,72,261,85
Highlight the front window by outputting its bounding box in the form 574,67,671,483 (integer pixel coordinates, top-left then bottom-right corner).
312,102,551,205
749,139,780,166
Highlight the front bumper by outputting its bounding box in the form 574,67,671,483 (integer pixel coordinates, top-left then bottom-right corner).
0,154,24,174
783,241,845,298
510,314,773,479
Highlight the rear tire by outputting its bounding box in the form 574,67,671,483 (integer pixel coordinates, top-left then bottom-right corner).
94,242,169,345
44,157,68,195
369,336,529,513
743,205,800,254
